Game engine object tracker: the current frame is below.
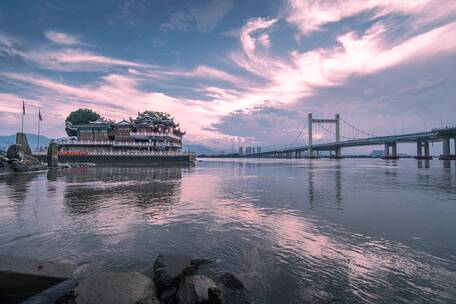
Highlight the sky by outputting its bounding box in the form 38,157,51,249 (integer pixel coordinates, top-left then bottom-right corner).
1,0,456,150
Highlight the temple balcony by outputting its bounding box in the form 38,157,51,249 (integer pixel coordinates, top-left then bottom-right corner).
58,140,181,148
129,131,181,140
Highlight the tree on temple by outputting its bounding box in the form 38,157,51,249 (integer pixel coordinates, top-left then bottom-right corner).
137,111,172,121
65,108,101,136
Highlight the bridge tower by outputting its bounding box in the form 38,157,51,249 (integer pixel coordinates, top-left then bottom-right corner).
308,113,341,158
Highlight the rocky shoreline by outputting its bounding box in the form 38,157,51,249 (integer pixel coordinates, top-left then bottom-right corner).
0,144,47,173
48,254,336,304
0,133,94,174
54,255,250,304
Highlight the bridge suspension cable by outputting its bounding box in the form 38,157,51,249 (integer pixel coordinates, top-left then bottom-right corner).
316,123,355,140
287,118,308,147
259,118,308,153
340,117,377,138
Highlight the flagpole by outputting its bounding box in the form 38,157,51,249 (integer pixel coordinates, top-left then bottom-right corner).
37,108,41,151
21,100,25,133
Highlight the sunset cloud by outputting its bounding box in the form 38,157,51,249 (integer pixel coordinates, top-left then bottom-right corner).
0,0,455,148
285,0,456,35
44,30,81,45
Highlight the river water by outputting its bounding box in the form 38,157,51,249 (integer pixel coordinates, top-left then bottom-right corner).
1,158,455,303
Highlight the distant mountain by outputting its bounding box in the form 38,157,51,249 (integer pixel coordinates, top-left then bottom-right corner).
0,134,51,151
182,144,217,155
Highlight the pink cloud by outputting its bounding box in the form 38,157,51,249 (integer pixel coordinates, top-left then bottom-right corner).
0,34,150,71
230,17,456,107
0,72,242,145
285,0,456,35
44,30,81,45
129,65,248,86
25,49,150,71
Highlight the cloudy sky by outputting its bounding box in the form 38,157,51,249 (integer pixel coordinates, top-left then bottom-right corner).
1,0,456,149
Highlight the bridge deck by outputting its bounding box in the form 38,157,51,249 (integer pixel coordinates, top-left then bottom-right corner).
257,127,456,155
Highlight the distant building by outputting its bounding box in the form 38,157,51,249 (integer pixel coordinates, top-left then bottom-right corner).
246,146,250,154
239,146,244,155
256,146,261,153
369,150,384,157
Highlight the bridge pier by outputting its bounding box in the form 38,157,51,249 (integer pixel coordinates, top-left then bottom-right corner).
416,141,422,158
440,138,456,160
382,142,399,160
416,141,432,160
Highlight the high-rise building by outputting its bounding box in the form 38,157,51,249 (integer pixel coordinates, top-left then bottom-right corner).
239,146,244,155
256,146,261,153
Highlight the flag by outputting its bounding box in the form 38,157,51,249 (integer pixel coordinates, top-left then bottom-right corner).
39,108,43,121
22,100,25,115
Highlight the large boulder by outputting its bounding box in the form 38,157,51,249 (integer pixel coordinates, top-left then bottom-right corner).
7,144,25,160
176,275,219,304
6,143,45,172
154,255,193,292
0,156,13,173
69,271,159,304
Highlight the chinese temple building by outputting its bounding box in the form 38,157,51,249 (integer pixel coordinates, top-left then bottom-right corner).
59,111,185,154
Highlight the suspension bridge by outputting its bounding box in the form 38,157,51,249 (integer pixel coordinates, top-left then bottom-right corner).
246,114,456,160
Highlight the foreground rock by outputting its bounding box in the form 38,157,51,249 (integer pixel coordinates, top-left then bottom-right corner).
57,271,159,304
177,275,222,304
0,255,76,303
154,255,214,293
220,273,244,290
154,255,194,292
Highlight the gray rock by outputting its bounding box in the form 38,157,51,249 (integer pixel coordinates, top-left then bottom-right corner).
73,271,159,304
55,290,76,304
154,255,193,291
0,158,13,173
177,275,217,304
9,158,46,172
5,143,45,172
160,287,177,304
190,258,214,268
7,144,25,160
208,287,224,304
220,273,244,290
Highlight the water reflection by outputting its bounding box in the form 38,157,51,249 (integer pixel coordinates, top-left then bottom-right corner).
0,173,38,203
0,160,455,304
307,161,343,209
61,167,186,215
417,160,430,169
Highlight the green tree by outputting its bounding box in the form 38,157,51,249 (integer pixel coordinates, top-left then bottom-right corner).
137,111,171,120
65,108,100,136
